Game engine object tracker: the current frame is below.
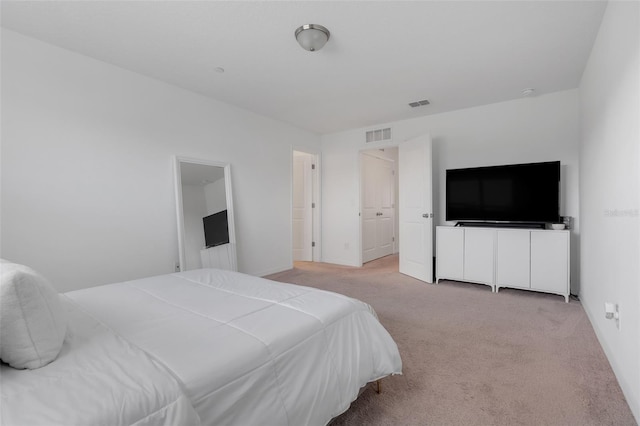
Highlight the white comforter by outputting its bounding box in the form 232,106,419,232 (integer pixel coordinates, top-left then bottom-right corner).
66,268,402,425
0,297,201,426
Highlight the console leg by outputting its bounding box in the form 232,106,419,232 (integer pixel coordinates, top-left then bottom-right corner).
375,379,382,394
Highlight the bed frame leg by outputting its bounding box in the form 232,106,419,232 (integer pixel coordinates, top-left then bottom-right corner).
375,379,382,394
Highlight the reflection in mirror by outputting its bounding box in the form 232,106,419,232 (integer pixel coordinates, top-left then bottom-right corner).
174,157,237,272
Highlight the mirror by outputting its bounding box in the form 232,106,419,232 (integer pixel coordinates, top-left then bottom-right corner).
174,157,237,272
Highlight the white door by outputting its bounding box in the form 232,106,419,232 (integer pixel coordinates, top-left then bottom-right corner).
292,152,313,261
399,134,433,282
361,154,378,262
361,153,395,263
377,158,395,258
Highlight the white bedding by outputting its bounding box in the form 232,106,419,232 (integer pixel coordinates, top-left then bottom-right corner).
0,297,201,426
66,268,402,425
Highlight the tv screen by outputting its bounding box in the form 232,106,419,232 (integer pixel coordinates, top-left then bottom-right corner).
203,210,230,248
446,161,560,223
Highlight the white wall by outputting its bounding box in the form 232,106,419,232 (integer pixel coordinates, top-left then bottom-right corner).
182,184,207,270
204,178,227,215
0,29,320,291
321,90,581,290
579,1,639,421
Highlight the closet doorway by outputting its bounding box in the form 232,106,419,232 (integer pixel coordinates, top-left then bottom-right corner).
360,148,398,264
292,149,320,263
359,134,434,283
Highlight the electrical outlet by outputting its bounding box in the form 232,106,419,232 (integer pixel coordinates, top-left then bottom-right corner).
174,262,181,272
605,302,620,329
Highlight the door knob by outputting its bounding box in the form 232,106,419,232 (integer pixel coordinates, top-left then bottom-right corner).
422,213,433,218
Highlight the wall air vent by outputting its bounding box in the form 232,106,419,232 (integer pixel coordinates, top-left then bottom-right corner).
365,127,392,143
409,99,430,108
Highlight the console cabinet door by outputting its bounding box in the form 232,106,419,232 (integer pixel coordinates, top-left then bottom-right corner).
436,227,464,280
463,228,494,284
530,231,569,294
496,230,530,289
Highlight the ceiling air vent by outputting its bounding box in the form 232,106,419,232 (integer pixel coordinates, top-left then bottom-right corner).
365,127,392,143
409,99,430,108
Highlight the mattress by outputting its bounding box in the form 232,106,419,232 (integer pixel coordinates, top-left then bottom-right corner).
66,268,402,425
0,296,201,426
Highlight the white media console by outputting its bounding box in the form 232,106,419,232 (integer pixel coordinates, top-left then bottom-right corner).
436,226,570,302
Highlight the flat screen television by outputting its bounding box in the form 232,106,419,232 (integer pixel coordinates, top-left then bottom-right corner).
446,161,560,224
203,210,230,248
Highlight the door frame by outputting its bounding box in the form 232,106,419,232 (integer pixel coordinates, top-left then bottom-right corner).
358,143,400,267
290,146,321,266
360,149,397,265
357,135,433,274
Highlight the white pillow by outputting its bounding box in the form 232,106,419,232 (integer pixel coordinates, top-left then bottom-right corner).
0,261,67,369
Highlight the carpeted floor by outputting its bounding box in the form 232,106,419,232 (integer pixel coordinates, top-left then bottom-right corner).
267,255,636,426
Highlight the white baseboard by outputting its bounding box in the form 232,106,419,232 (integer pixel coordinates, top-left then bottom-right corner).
319,257,360,267
255,265,293,278
580,291,640,422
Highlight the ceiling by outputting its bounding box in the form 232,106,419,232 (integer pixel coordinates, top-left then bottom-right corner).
1,1,607,134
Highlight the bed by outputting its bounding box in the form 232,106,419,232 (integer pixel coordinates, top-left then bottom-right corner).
1,265,402,425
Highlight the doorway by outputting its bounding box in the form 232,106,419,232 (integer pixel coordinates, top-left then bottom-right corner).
359,135,434,283
360,148,398,264
292,150,320,263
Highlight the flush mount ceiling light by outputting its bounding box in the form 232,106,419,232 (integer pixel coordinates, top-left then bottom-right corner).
295,24,330,52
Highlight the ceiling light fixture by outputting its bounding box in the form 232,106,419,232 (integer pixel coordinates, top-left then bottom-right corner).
295,24,330,52
522,88,536,97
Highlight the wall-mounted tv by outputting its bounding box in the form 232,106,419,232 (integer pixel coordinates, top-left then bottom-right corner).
203,210,229,248
446,161,560,224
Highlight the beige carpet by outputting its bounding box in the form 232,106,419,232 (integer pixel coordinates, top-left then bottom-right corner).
267,255,636,426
